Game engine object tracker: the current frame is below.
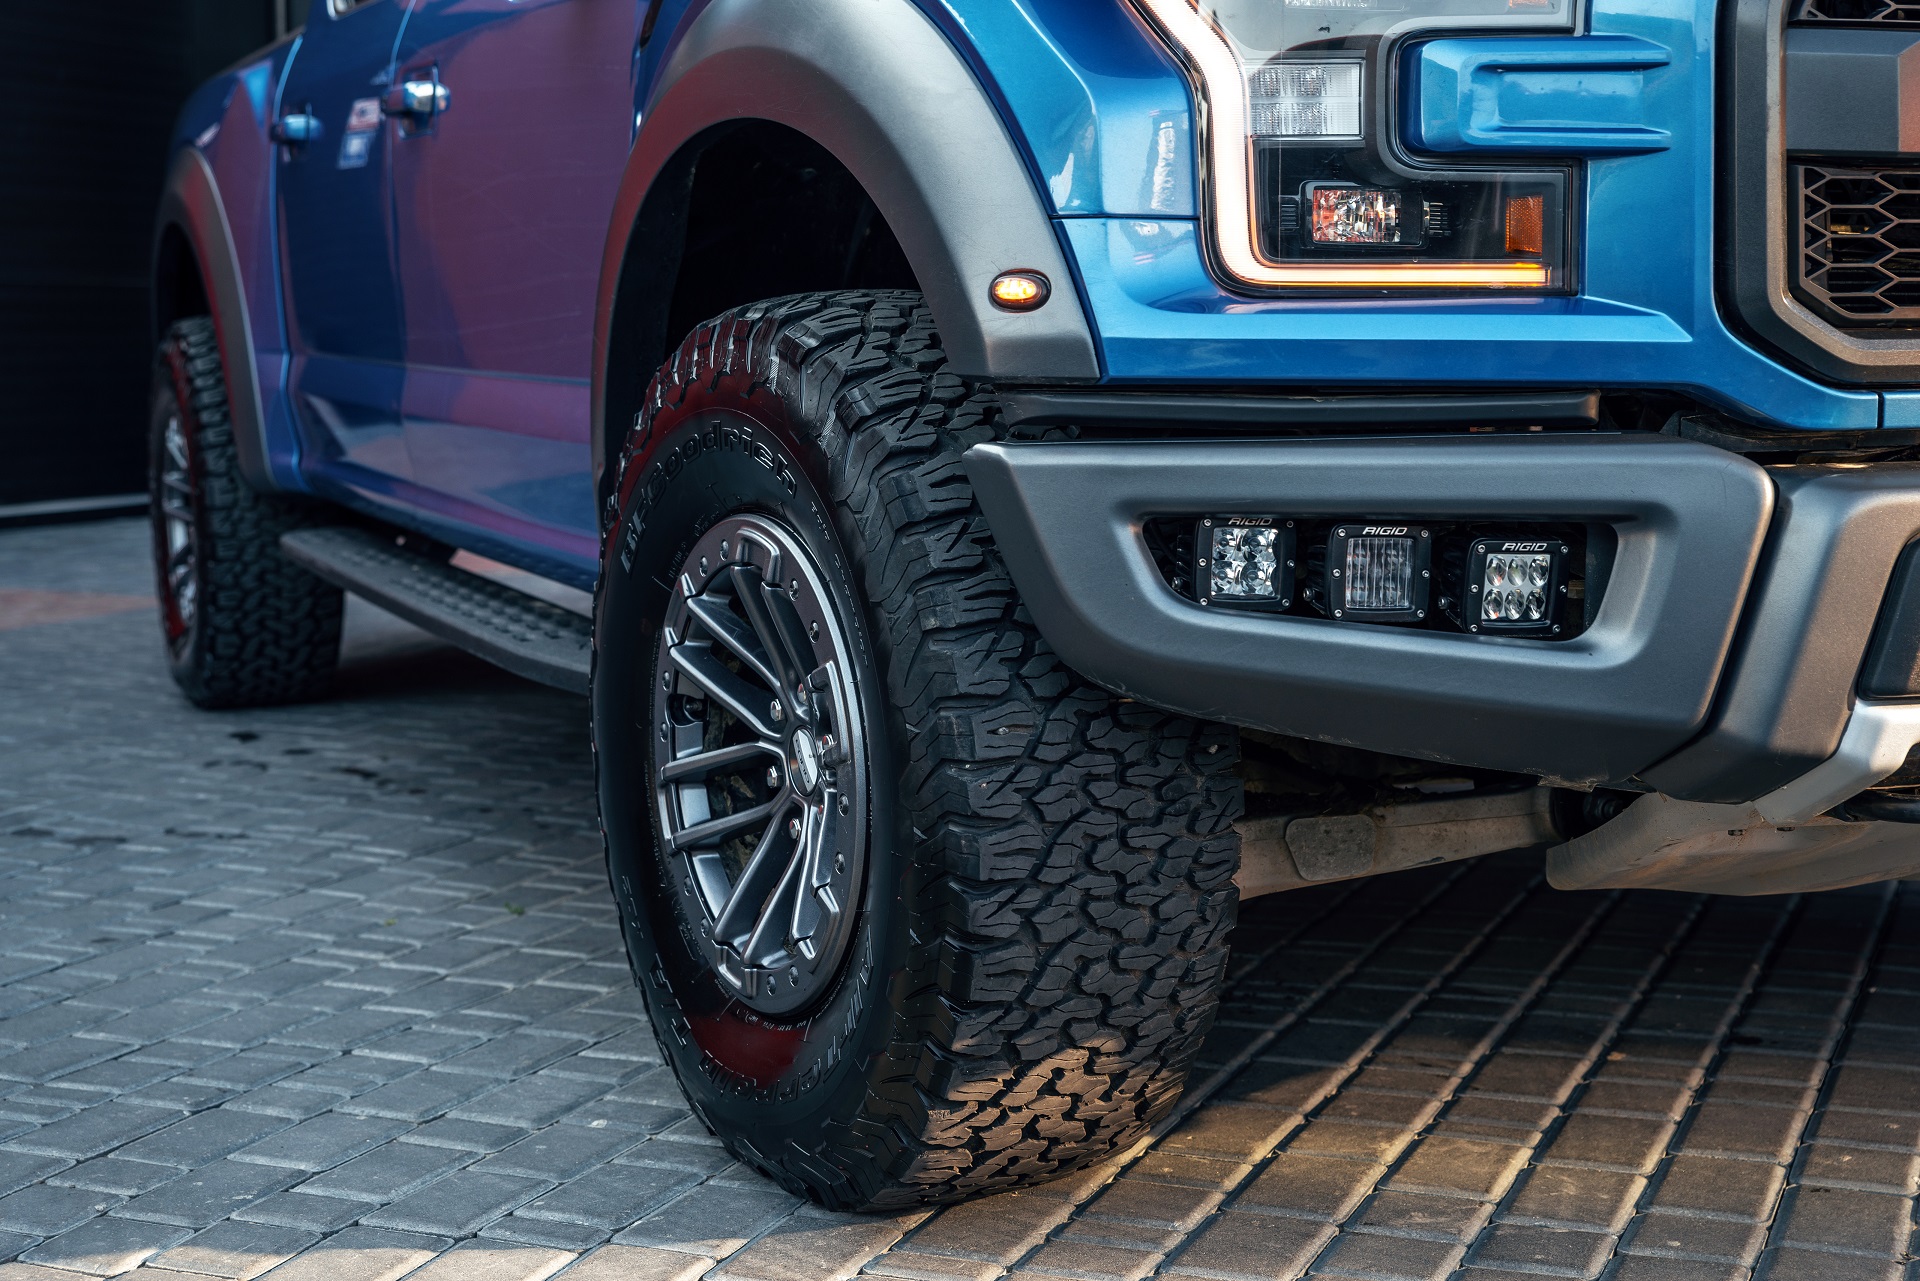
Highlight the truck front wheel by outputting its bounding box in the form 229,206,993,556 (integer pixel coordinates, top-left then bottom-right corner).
592,291,1242,1208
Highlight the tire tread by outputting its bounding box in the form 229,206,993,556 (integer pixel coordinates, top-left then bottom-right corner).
621,291,1241,1208
157,317,342,708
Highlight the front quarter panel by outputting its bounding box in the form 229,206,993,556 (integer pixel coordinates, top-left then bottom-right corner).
930,0,1886,430
601,0,1100,396
157,43,303,493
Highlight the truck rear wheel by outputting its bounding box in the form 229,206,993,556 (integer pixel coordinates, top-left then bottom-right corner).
592,291,1242,1208
149,317,342,708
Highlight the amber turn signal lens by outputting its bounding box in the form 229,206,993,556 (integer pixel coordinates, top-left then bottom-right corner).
1505,194,1545,257
989,270,1051,311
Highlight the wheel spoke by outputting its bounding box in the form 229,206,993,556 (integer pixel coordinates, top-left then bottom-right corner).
659,740,780,784
669,641,780,739
711,800,797,947
790,798,837,944
649,512,868,1015
684,593,782,692
731,566,814,700
669,793,784,852
743,825,807,967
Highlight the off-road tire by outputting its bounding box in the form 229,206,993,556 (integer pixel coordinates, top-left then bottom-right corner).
149,317,343,708
593,290,1242,1209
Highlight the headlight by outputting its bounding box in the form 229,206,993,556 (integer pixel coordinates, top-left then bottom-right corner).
1130,0,1573,292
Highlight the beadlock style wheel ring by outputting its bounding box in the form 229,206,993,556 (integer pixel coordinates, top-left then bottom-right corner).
156,404,198,644
650,512,870,1017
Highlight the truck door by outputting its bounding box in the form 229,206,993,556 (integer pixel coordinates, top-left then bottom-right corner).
277,0,414,495
385,0,641,583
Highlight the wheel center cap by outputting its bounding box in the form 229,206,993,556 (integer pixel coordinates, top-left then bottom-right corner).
790,728,822,795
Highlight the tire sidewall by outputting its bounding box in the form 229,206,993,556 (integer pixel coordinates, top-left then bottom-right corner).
593,389,911,1159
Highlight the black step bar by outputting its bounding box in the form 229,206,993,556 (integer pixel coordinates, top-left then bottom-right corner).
281,527,591,694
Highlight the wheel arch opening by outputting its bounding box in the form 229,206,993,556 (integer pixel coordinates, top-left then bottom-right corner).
153,221,211,340
599,120,919,516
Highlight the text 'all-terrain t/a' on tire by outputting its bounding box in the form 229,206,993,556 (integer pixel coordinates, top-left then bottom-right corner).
149,316,343,709
592,291,1245,1210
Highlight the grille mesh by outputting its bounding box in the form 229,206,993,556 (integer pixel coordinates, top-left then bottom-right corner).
1794,0,1920,22
1797,166,1920,324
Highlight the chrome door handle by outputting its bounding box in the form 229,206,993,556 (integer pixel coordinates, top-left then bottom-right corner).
383,79,450,119
271,112,321,144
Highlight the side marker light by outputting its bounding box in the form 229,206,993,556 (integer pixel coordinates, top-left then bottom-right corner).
1505,194,1545,257
989,271,1051,311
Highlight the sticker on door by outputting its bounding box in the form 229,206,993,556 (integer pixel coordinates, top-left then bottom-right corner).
338,97,380,170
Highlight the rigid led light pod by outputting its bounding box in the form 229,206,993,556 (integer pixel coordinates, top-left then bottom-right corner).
1458,536,1569,636
1196,517,1295,610
1325,523,1431,624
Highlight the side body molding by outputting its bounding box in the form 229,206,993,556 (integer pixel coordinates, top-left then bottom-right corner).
154,147,272,493
591,0,1099,496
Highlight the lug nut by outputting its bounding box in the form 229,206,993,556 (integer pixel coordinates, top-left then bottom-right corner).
788,817,803,839
766,766,780,788
769,700,784,723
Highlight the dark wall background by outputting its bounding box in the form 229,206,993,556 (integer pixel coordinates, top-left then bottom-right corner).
0,0,306,507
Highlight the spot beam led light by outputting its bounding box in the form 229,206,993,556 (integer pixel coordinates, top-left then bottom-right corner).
1325,524,1431,624
1196,517,1295,610
1456,536,1570,636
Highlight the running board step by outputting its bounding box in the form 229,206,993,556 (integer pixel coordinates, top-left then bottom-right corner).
281,527,591,694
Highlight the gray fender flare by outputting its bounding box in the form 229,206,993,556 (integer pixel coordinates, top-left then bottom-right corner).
153,148,273,493
590,0,1100,498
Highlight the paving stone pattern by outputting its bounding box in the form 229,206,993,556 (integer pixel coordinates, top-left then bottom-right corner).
1,518,1919,1281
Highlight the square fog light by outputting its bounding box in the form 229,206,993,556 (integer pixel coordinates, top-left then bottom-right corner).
1326,523,1431,624
1197,517,1294,610
1462,536,1568,636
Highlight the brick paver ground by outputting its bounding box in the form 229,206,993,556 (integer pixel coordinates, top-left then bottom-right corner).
2,517,1918,1281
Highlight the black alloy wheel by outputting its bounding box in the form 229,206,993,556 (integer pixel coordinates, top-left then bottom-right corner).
651,512,870,1015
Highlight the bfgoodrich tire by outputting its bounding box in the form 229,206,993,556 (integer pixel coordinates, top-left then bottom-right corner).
149,317,342,708
593,291,1242,1209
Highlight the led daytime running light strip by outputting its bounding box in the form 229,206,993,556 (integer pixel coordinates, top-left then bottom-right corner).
1129,0,1551,289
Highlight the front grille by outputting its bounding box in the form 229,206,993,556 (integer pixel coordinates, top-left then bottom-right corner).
1794,0,1920,22
1795,165,1920,324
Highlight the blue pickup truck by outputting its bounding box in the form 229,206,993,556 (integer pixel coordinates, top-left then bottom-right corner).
152,0,1920,1209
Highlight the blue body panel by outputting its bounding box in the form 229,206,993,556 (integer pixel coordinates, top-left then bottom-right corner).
169,0,1902,594
929,0,1885,429
170,43,313,494
1405,35,1674,156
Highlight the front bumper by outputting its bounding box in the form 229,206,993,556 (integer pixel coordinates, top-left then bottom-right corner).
965,437,1920,803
